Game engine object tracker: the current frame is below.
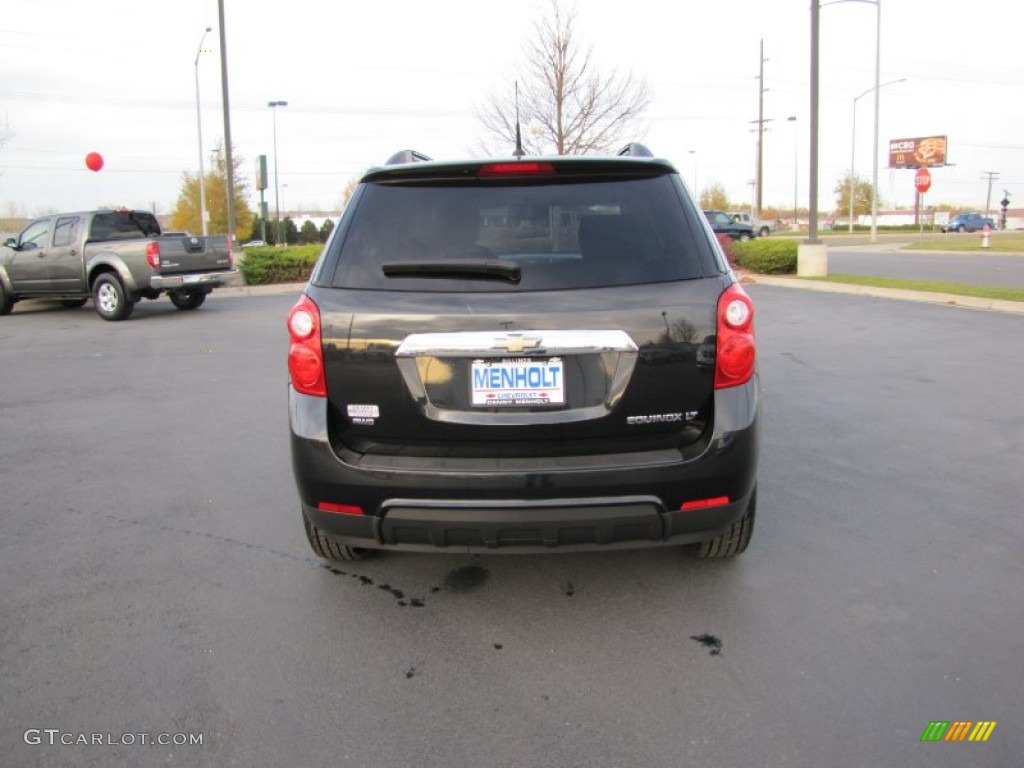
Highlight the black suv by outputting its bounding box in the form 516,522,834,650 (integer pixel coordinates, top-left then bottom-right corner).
288,145,759,560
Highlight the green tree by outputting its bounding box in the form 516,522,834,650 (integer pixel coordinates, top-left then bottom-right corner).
171,141,253,241
700,181,730,210
281,216,298,246
298,220,319,244
319,218,335,243
477,0,651,155
834,173,879,218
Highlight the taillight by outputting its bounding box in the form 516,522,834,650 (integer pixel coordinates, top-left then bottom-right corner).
287,295,326,397
478,162,555,177
145,241,160,269
226,236,233,269
714,283,755,389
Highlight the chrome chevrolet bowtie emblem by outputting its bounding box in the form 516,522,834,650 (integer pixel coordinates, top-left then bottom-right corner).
494,333,542,354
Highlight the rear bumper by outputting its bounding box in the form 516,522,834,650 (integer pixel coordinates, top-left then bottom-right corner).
150,270,238,291
289,377,759,554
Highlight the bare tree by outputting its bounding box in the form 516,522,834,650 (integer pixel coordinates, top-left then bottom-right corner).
478,1,651,156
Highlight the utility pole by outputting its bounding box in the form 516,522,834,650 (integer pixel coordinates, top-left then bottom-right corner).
751,39,770,218
981,171,1000,217
217,0,236,244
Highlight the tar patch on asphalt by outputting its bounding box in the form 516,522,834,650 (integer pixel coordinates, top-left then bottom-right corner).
441,564,490,593
690,634,723,656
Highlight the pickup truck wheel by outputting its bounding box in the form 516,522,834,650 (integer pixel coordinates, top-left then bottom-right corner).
92,273,134,321
169,290,206,310
303,514,375,562
695,488,756,558
738,233,752,242
759,227,770,237
0,283,13,315
60,298,88,309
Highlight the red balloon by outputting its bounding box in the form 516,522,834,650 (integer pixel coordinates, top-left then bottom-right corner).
85,152,104,172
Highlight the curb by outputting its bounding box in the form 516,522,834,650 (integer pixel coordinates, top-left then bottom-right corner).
215,281,308,298
745,275,1024,315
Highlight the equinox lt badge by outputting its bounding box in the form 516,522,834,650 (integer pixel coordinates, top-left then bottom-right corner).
627,412,696,425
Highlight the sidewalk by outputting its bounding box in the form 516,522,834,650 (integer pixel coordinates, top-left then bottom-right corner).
218,269,1024,317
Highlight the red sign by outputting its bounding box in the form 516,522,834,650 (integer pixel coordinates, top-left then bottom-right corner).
915,167,932,194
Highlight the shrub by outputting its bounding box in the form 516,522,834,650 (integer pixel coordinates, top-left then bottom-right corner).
733,238,798,274
237,245,322,285
715,234,738,267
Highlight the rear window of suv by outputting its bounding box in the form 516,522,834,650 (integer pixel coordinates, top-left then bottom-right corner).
328,175,710,292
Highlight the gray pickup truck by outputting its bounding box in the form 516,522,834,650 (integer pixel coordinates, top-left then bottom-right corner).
0,209,237,320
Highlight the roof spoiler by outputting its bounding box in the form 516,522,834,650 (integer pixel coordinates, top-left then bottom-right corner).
385,150,433,165
616,143,654,158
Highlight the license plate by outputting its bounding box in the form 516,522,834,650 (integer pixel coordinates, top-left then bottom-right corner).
471,358,564,407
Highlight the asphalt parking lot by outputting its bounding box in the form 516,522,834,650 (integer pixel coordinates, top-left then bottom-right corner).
1,289,1021,767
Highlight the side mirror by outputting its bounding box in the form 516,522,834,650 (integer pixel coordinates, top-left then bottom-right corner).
3,237,16,249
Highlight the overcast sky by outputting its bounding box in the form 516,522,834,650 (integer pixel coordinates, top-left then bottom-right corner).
1,0,1021,221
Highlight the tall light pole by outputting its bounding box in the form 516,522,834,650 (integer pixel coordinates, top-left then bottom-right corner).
194,27,211,236
268,100,288,246
688,150,698,202
217,0,236,243
787,116,798,229
849,77,905,233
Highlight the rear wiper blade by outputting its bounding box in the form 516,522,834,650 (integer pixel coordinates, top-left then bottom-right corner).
382,260,521,283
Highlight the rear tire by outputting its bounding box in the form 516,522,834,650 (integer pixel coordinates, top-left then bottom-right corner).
60,298,88,309
169,290,206,310
0,282,13,315
92,273,134,321
303,514,374,562
759,227,770,237
696,488,756,558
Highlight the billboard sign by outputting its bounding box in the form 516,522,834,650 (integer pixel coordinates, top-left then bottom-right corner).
889,136,948,168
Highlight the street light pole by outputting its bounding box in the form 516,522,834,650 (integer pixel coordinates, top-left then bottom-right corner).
688,150,698,202
870,0,882,243
194,27,211,237
850,77,906,234
268,100,288,246
788,116,797,230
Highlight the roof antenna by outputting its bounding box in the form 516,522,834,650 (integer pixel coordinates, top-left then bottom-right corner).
512,81,525,159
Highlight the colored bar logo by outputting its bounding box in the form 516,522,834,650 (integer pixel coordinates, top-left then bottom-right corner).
921,721,997,742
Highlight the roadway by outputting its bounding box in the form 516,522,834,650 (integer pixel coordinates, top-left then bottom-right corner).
2,290,1021,767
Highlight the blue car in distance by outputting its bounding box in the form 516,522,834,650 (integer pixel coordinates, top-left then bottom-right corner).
942,212,996,233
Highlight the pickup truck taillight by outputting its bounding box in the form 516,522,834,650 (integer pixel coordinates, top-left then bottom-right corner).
146,242,161,269
714,283,756,389
287,295,326,397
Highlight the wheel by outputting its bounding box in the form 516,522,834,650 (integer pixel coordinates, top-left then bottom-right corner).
60,298,88,309
759,227,770,238
92,273,134,321
0,282,13,316
169,290,206,310
957,225,966,233
303,514,374,562
738,233,752,242
695,488,756,558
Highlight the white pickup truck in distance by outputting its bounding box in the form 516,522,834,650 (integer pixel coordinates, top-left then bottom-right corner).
1,209,237,320
728,212,773,238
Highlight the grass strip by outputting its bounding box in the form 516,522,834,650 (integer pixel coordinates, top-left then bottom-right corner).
802,274,1024,303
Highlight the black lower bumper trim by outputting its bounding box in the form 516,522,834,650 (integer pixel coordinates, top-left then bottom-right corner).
379,496,665,549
